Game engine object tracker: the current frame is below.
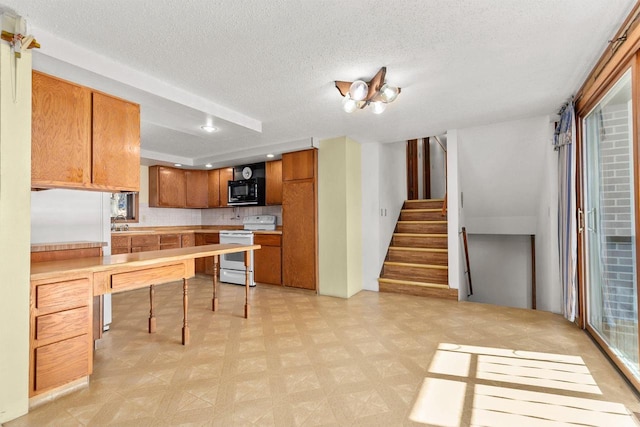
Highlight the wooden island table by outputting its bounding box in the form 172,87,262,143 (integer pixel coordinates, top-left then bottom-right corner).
29,243,259,400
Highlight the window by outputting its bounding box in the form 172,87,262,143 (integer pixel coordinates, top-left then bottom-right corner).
110,192,138,222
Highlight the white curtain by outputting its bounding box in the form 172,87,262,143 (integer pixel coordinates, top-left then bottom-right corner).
554,103,577,321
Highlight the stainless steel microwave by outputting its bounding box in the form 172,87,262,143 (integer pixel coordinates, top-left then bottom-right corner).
228,178,265,206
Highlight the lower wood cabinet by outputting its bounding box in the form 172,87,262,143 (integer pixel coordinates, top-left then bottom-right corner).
254,234,282,285
30,275,93,396
112,232,196,254
195,232,220,274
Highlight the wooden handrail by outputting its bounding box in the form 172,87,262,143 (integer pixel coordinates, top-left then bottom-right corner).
462,227,473,296
433,136,447,216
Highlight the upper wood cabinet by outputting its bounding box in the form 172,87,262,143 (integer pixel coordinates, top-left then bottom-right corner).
32,71,140,192
283,149,316,181
208,169,221,207
185,170,209,208
149,166,186,208
266,160,283,205
91,92,140,191
219,167,234,207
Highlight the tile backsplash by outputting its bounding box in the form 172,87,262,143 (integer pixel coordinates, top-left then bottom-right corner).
137,203,282,227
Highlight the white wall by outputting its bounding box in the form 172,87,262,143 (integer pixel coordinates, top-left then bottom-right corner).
467,234,533,308
446,130,464,296
430,136,446,199
361,141,407,291
453,115,560,312
31,190,111,251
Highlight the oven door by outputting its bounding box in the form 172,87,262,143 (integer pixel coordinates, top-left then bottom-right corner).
220,250,248,271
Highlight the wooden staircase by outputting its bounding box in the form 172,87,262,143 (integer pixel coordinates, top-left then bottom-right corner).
378,199,458,300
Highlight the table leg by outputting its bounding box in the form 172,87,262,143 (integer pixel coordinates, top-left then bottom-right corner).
182,278,190,345
212,255,219,311
148,284,156,333
244,251,250,319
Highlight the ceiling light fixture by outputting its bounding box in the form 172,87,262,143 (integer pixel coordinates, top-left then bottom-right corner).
174,163,182,167
266,154,275,158
201,125,217,132
205,163,213,168
335,67,401,114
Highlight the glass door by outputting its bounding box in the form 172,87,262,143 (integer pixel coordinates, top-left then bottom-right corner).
583,69,639,377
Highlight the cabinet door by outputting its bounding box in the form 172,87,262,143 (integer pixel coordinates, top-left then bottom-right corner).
208,169,221,207
219,168,234,207
92,92,140,191
282,180,317,289
254,246,282,285
266,160,283,205
185,170,209,208
283,149,316,182
150,166,186,207
181,233,195,248
32,72,92,188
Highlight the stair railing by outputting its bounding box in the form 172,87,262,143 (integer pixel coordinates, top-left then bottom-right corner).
433,136,447,216
461,227,473,296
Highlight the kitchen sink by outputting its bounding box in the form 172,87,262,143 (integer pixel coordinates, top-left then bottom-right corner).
112,229,155,234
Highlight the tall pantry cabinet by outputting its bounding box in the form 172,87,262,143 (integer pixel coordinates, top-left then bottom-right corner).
282,149,318,290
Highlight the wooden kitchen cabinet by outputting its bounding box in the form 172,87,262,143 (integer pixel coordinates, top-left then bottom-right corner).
181,233,195,248
32,72,92,187
207,169,221,207
32,71,140,192
149,166,186,207
254,234,282,285
131,234,160,252
30,274,93,396
266,160,283,205
185,170,209,208
283,149,316,182
92,92,140,191
282,149,318,290
195,232,220,274
111,235,131,254
159,234,181,250
219,167,234,207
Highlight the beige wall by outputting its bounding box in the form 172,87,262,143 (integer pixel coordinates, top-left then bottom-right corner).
139,164,149,204
0,44,32,422
318,137,363,298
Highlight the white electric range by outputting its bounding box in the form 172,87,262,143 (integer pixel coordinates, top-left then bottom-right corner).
219,215,276,286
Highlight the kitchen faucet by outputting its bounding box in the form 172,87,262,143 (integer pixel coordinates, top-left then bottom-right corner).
111,215,128,231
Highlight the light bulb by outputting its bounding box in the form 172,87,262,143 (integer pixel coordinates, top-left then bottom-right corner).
201,125,217,132
371,101,386,114
379,84,399,103
349,80,369,101
342,94,358,113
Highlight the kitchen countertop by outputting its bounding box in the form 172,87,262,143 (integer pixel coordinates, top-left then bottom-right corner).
111,226,282,236
31,243,261,281
31,241,108,252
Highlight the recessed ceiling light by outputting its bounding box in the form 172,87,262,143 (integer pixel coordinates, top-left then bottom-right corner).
266,154,275,158
201,125,217,132
205,163,213,168
174,163,182,167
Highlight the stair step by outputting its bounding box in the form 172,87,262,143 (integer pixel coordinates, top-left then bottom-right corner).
379,278,458,300
387,247,448,264
384,261,448,269
403,199,445,210
396,221,447,234
378,277,448,289
392,233,448,249
400,209,447,221
382,262,448,283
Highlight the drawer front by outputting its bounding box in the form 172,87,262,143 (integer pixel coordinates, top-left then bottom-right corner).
202,233,219,244
111,235,130,248
110,263,187,292
36,306,89,341
111,247,130,255
160,243,180,250
131,245,160,252
34,334,89,393
160,234,180,244
36,278,91,312
254,234,281,246
131,234,159,247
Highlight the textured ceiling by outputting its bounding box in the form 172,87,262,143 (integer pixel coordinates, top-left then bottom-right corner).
1,0,635,167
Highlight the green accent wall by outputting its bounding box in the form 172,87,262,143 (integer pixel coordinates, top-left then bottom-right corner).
318,137,362,298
